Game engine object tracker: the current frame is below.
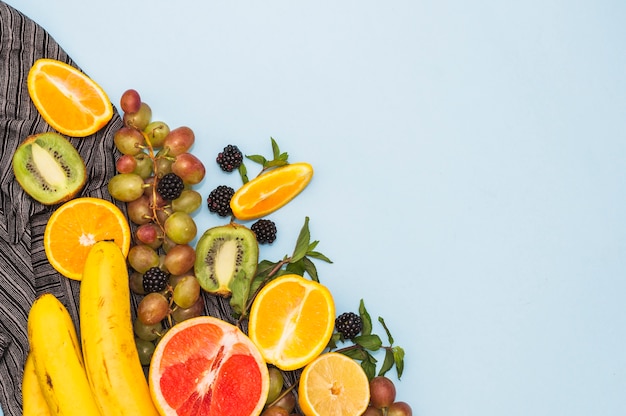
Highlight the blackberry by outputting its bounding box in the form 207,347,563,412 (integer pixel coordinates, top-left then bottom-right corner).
335,312,362,339
251,219,277,244
207,185,235,217
156,172,184,200
142,267,169,293
216,144,243,172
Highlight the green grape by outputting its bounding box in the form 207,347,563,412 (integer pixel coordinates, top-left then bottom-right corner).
144,120,170,148
171,294,204,324
107,173,145,202
155,156,173,177
128,244,160,274
171,189,202,214
124,102,152,130
266,367,284,405
164,211,197,245
133,319,163,342
172,275,201,309
127,195,153,225
114,126,145,155
129,271,146,295
134,337,156,366
133,152,153,179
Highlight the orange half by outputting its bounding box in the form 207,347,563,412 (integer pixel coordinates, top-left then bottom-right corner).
43,197,131,280
248,274,335,371
27,58,113,137
230,162,313,220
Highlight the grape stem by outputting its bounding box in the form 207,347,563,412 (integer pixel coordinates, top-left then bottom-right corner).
266,380,298,409
140,133,169,235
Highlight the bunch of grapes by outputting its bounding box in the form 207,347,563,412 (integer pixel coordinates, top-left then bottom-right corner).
109,89,207,364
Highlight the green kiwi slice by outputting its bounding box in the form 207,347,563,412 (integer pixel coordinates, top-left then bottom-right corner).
194,223,259,314
12,132,87,205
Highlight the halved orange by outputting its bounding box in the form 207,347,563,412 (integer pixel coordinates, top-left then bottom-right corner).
298,352,371,416
230,162,313,220
27,58,113,137
43,197,131,280
148,316,269,416
247,274,335,371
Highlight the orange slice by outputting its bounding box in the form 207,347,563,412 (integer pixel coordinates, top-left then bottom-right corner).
43,197,131,280
148,316,269,416
248,274,335,371
230,162,313,220
27,58,113,137
298,352,371,416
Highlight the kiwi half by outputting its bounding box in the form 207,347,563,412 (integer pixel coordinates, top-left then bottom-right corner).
194,223,259,301
12,132,86,205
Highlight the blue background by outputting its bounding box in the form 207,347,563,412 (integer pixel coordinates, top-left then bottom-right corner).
6,0,626,414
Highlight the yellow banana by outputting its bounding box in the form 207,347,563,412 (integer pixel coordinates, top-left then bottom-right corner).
22,352,52,416
26,293,102,415
80,240,159,415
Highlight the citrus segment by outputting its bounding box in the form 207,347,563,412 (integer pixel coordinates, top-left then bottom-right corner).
43,197,131,280
298,352,370,416
230,162,313,220
149,316,269,416
27,58,113,137
248,274,335,371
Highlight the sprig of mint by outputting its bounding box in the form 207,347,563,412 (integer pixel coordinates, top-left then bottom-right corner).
328,299,405,380
235,216,332,323
238,137,289,183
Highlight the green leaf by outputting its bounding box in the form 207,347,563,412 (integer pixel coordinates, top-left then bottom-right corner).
361,355,377,380
378,349,395,377
285,259,305,276
341,348,368,361
327,333,341,350
378,316,394,345
359,299,373,336
290,217,311,263
238,162,249,184
354,334,382,351
302,256,319,282
245,154,266,166
306,251,333,263
393,346,405,379
265,159,289,169
270,137,280,159
307,240,319,251
228,268,253,317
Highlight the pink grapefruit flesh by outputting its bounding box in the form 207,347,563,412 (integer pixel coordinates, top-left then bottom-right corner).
149,316,269,416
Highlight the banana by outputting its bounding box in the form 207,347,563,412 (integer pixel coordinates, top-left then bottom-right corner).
26,293,102,415
80,240,159,415
22,352,52,416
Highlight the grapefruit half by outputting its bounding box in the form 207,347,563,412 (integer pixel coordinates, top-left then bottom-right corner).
149,316,269,416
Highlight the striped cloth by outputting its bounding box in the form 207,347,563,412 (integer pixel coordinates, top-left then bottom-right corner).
0,2,301,414
0,2,126,414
